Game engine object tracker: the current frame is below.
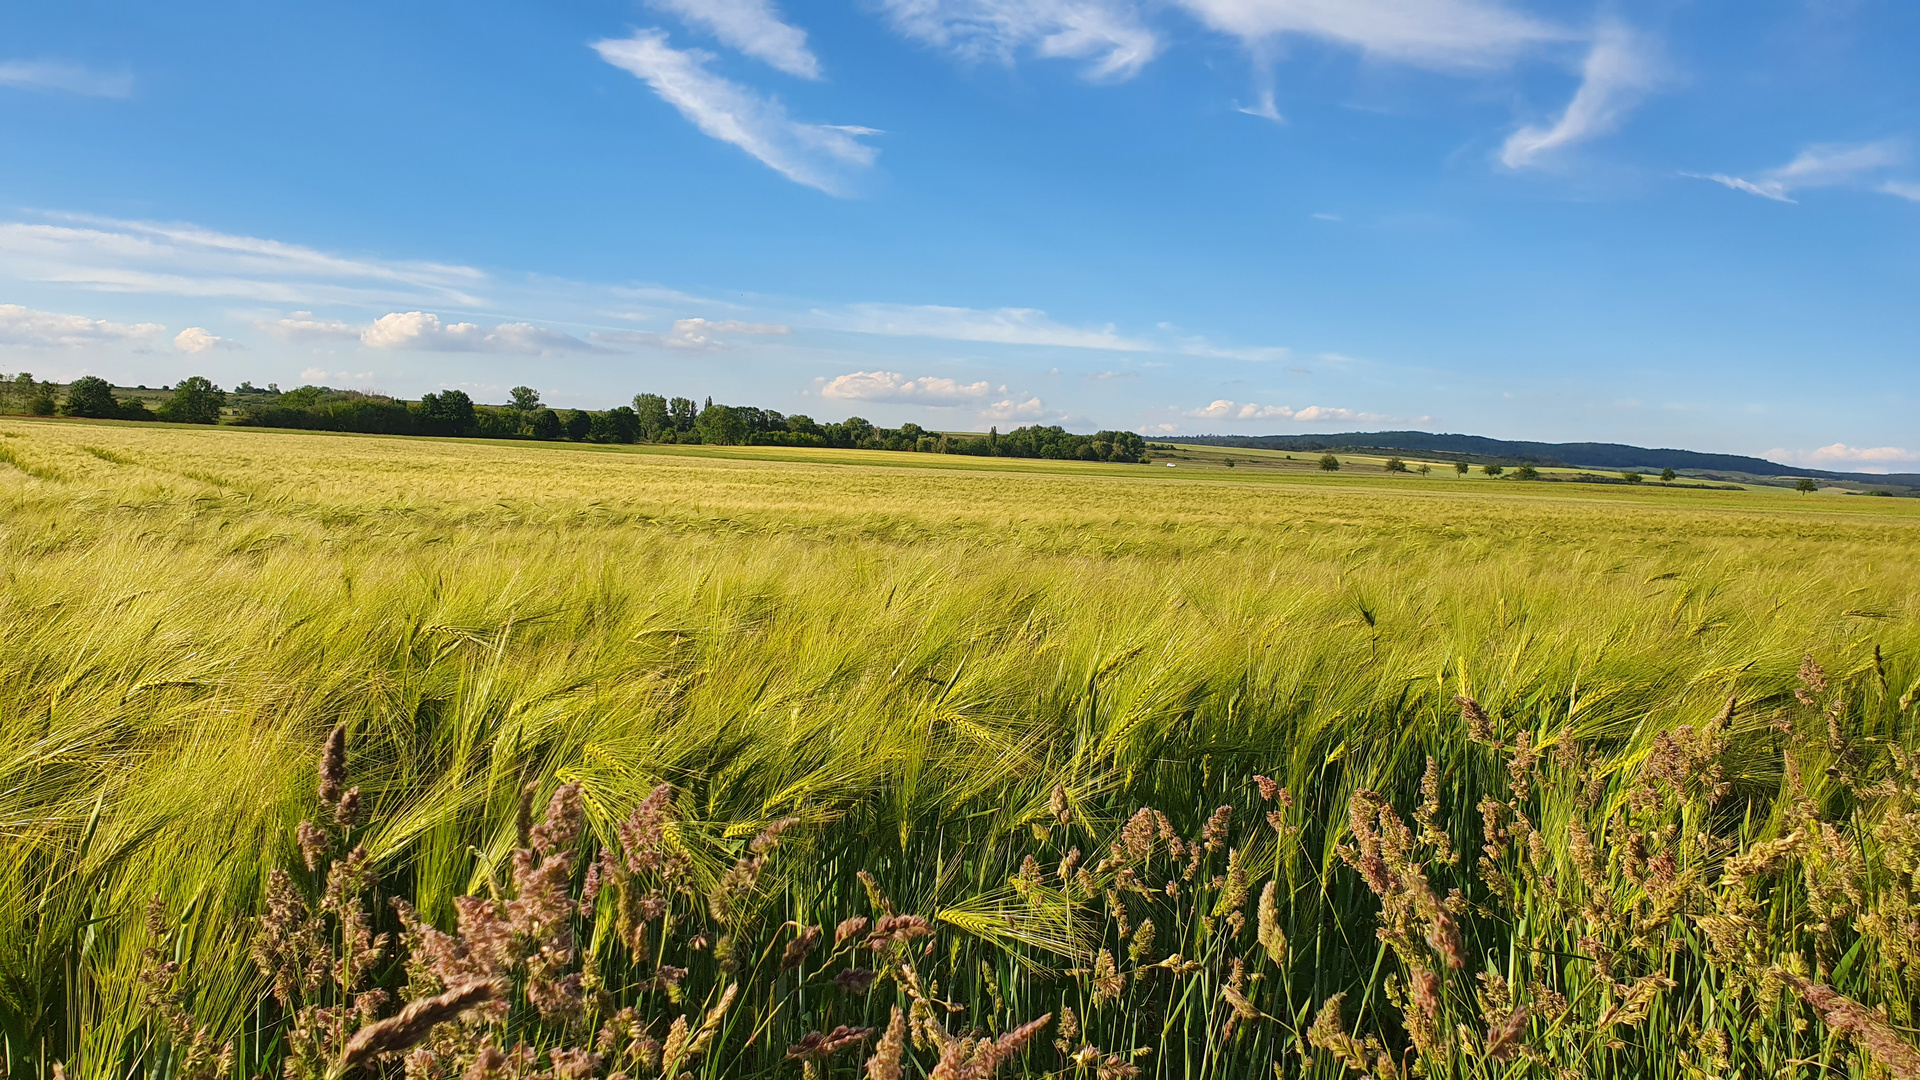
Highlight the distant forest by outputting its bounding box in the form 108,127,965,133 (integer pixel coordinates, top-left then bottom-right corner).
0,373,1150,463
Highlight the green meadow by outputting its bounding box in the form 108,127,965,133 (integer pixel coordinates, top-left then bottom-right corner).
3,416,1918,1079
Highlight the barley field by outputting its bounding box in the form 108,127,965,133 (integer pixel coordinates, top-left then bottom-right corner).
2,416,1918,1080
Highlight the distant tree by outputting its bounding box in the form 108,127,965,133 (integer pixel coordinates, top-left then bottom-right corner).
530,407,562,440
1661,467,1677,483
590,406,640,444
9,373,57,416
1514,464,1539,480
1384,457,1408,473
61,376,122,419
1482,464,1504,477
1418,463,1432,476
565,409,592,441
1621,471,1643,484
414,389,476,436
1795,477,1818,494
157,376,226,424
667,396,697,432
633,393,669,440
509,386,541,411
1224,458,1236,469
1455,461,1469,475
1318,454,1340,471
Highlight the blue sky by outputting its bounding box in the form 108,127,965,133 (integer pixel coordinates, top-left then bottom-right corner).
1,0,1915,469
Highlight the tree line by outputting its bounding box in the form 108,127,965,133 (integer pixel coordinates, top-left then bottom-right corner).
0,375,1150,463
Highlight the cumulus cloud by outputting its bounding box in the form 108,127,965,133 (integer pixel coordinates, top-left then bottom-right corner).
649,0,822,79
257,311,361,341
820,370,992,402
0,303,164,348
593,317,791,351
879,0,1159,80
982,395,1052,421
0,213,486,306
594,30,879,195
1501,22,1662,168
0,59,133,97
824,302,1149,350
1766,443,1917,474
173,327,241,353
1174,0,1564,71
1688,140,1909,204
360,311,604,355
1182,399,1385,423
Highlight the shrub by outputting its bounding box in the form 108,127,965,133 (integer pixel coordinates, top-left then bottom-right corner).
1482,463,1504,477
1318,454,1341,471
1661,467,1677,482
1384,457,1408,473
1621,471,1644,484
1514,464,1539,480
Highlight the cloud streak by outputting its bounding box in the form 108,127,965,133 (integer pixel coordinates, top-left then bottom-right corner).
823,302,1149,350
0,59,133,97
1174,0,1565,71
592,317,791,350
1182,399,1386,423
1766,443,1917,474
1501,22,1661,168
649,0,822,78
1688,140,1910,204
360,311,606,355
0,213,487,306
594,30,879,195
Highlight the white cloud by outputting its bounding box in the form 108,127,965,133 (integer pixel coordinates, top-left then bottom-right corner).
1181,339,1291,362
879,0,1159,80
1182,399,1385,423
820,370,993,402
257,311,362,341
173,327,241,353
1688,140,1908,204
1173,0,1564,71
1766,443,1918,474
593,317,791,350
300,367,330,381
0,213,487,305
982,395,1052,420
1236,90,1283,122
0,60,133,98
0,303,164,348
1501,22,1661,169
593,30,878,195
360,311,603,355
824,302,1149,350
649,0,822,79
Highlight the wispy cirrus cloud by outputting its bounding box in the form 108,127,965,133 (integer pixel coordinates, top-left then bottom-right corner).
1688,140,1910,204
1174,0,1565,72
1766,443,1917,474
1501,22,1663,168
592,317,791,351
649,0,822,79
822,302,1150,350
0,213,487,306
0,59,133,98
0,302,164,348
593,30,879,196
820,370,993,402
879,0,1159,80
1182,399,1387,423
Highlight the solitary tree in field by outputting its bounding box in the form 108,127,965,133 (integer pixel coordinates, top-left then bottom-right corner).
1514,464,1539,480
1318,454,1340,471
509,386,541,411
1482,463,1504,477
1455,460,1469,475
1418,463,1432,476
1661,467,1677,483
158,376,226,424
1384,457,1407,472
1796,477,1818,494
